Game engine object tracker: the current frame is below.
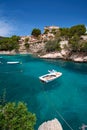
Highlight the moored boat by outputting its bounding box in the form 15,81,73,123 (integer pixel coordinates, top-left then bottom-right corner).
39,70,62,83
7,61,21,64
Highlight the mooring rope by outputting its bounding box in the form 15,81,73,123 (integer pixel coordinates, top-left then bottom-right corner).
41,83,74,130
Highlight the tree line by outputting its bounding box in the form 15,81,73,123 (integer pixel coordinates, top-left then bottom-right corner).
0,35,20,51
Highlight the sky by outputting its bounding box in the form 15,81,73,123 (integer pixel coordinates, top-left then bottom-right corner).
0,0,87,37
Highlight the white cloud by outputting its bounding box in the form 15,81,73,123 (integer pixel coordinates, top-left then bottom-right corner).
0,19,15,37
0,4,17,37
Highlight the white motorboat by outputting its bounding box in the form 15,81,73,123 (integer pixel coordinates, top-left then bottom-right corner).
7,61,21,64
39,70,62,83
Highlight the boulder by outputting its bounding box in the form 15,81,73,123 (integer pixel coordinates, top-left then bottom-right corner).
38,118,63,130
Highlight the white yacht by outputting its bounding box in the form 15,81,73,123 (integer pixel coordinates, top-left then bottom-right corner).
39,70,62,83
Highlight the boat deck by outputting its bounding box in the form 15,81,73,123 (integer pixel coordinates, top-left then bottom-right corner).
39,70,62,83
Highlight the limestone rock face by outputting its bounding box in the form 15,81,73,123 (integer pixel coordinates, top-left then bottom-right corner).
40,52,63,59
29,42,45,53
38,118,63,130
69,54,87,62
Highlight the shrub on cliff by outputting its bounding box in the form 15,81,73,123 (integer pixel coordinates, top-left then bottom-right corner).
24,42,30,49
45,39,61,52
59,28,70,39
69,35,80,52
69,35,87,52
80,42,87,52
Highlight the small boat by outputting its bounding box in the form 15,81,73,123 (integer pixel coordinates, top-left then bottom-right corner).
7,61,20,64
39,70,62,83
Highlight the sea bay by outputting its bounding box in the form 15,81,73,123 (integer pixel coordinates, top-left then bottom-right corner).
0,54,87,130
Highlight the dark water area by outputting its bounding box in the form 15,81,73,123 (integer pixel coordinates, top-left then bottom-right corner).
0,54,87,130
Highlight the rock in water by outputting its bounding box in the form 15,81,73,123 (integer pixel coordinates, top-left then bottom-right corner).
38,118,63,130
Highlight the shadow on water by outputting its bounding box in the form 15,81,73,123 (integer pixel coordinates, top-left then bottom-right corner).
44,59,87,74
40,79,62,91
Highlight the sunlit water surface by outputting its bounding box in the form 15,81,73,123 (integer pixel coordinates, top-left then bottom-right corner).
0,54,87,130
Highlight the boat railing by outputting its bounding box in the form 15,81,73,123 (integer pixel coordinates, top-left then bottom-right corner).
48,69,57,73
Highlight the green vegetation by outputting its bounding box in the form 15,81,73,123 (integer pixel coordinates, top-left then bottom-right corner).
25,37,29,43
44,24,87,53
0,35,20,51
24,38,30,49
31,28,41,37
0,102,36,130
54,24,87,53
45,39,61,52
0,91,36,130
69,34,87,52
0,24,86,54
69,24,86,36
56,24,86,39
59,28,70,39
81,42,87,52
24,43,30,49
69,35,80,52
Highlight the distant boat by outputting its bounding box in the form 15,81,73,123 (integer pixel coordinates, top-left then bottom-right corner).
7,61,21,64
39,70,62,83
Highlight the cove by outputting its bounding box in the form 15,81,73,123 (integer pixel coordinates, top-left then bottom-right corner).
0,54,87,130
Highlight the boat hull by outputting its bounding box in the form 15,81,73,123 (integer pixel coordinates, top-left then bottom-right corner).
7,61,20,64
39,71,62,83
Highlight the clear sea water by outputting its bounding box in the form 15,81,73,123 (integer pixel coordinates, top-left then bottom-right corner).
0,54,87,130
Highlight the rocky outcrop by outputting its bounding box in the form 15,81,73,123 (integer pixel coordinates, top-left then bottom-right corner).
0,35,87,62
69,53,87,62
0,50,16,55
39,49,69,59
40,52,63,59
29,42,46,54
38,118,63,130
39,51,87,62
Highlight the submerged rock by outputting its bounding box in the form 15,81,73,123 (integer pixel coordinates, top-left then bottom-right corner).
38,118,63,130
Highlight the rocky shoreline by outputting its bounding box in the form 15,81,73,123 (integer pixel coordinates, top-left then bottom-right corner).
39,52,87,63
0,50,87,63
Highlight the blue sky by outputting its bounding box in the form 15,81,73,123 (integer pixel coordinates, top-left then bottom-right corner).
0,0,87,36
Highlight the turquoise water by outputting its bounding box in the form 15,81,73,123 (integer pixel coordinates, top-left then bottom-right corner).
0,54,87,130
